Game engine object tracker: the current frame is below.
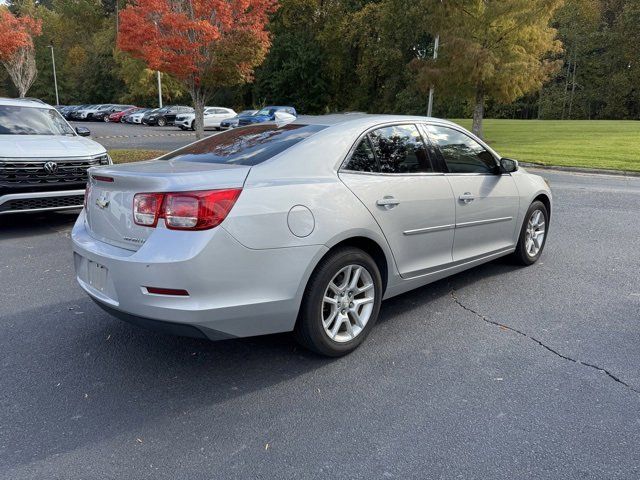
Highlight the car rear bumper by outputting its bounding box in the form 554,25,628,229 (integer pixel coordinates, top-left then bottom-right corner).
71,211,328,340
0,189,85,215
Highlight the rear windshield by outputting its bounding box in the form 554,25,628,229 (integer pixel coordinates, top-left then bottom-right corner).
0,105,75,135
160,124,326,166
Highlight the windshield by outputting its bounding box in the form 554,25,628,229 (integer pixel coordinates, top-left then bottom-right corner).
160,124,326,166
0,106,76,136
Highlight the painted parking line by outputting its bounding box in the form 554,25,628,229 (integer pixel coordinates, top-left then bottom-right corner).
94,133,197,139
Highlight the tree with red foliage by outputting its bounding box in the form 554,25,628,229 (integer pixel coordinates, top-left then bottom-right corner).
0,8,42,98
118,0,278,138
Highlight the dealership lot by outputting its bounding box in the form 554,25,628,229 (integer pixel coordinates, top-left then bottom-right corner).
1,169,640,478
73,121,217,151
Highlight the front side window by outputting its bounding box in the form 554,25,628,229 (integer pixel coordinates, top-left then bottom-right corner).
368,124,432,174
0,106,75,136
160,124,327,166
425,125,498,174
344,137,378,173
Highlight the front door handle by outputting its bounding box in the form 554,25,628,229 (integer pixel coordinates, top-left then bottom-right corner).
376,196,400,208
459,192,475,204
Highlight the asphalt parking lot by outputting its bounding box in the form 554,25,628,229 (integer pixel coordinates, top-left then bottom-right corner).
71,121,217,151
1,169,640,479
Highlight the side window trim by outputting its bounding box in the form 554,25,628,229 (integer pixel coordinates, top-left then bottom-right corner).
341,122,443,176
417,123,449,174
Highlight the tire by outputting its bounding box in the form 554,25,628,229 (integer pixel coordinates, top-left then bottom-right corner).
512,200,549,266
157,117,166,127
103,117,109,122
295,247,382,357
190,121,195,131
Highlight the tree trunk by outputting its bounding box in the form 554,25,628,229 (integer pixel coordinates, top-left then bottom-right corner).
191,88,206,140
471,85,485,138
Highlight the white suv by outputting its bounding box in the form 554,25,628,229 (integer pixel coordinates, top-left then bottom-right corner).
0,97,111,215
175,107,236,131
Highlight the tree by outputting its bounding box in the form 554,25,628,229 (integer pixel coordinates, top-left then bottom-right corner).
0,8,42,97
118,0,278,139
413,0,564,137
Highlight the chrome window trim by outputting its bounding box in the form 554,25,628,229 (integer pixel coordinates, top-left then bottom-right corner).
402,216,513,236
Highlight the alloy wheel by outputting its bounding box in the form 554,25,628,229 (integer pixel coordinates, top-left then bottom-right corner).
524,209,546,257
322,264,375,343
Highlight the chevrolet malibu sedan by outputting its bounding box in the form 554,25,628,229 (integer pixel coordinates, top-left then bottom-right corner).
73,115,551,356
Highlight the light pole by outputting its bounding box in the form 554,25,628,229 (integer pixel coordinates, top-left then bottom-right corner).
47,45,59,106
157,71,163,108
427,34,439,118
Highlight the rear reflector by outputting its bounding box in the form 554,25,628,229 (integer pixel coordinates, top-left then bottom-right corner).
145,286,190,296
133,189,242,231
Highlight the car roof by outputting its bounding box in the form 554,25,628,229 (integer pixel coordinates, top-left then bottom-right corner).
0,97,53,109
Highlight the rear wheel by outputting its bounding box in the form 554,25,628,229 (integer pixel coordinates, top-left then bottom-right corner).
103,116,109,122
157,117,167,127
295,247,382,357
512,200,549,265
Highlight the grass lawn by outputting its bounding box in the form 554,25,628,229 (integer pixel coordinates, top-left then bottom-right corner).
108,149,165,164
452,119,640,172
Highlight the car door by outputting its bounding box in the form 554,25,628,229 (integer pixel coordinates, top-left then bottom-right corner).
424,124,520,262
338,124,456,278
165,107,178,123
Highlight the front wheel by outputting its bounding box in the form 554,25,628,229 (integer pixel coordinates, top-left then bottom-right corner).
295,247,382,357
512,200,549,265
103,117,109,122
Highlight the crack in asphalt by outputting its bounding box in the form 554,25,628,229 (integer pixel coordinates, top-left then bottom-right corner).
450,289,640,394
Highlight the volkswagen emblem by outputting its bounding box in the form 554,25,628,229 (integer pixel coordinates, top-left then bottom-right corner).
43,161,59,175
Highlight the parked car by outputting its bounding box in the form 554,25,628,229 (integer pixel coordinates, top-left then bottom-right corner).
109,106,141,123
0,97,111,215
143,105,193,126
62,105,86,120
94,105,136,122
124,108,153,124
72,115,551,356
237,106,297,126
175,107,236,131
73,104,112,121
220,110,258,130
68,104,95,120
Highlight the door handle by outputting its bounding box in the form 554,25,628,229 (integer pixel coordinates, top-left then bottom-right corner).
376,196,400,208
459,192,475,204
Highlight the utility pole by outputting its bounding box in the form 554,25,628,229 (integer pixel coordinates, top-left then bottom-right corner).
47,45,59,106
157,71,163,108
427,34,439,117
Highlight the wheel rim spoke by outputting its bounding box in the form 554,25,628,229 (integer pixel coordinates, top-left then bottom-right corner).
322,263,376,343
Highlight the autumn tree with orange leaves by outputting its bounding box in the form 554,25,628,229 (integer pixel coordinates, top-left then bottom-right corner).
0,8,42,98
118,0,278,138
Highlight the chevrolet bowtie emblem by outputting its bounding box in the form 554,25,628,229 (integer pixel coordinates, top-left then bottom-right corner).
96,196,110,209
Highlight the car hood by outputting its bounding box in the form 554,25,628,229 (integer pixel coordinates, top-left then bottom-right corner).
0,135,106,158
178,113,195,120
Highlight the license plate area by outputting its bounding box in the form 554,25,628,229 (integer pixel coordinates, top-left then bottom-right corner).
87,260,108,292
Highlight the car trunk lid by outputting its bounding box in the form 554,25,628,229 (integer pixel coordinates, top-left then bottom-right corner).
85,159,250,251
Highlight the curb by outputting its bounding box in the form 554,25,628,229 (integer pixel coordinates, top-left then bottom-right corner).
521,162,640,178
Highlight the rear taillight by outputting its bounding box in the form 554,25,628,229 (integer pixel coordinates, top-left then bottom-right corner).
133,189,242,231
133,193,163,227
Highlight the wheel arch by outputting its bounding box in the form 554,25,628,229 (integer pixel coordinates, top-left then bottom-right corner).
532,192,551,220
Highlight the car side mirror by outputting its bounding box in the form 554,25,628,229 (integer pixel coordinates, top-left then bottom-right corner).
76,127,91,137
500,157,518,173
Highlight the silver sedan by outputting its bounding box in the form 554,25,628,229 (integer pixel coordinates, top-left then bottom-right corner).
72,115,551,356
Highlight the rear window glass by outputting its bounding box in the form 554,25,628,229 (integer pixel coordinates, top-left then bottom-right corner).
160,124,326,166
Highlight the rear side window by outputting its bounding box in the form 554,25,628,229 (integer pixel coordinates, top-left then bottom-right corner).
368,125,433,174
344,137,378,173
160,124,327,166
425,125,498,174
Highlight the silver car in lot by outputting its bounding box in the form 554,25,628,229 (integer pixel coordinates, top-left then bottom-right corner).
72,115,551,356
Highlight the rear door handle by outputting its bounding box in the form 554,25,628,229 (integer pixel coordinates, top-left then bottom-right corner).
376,196,400,208
459,192,475,204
